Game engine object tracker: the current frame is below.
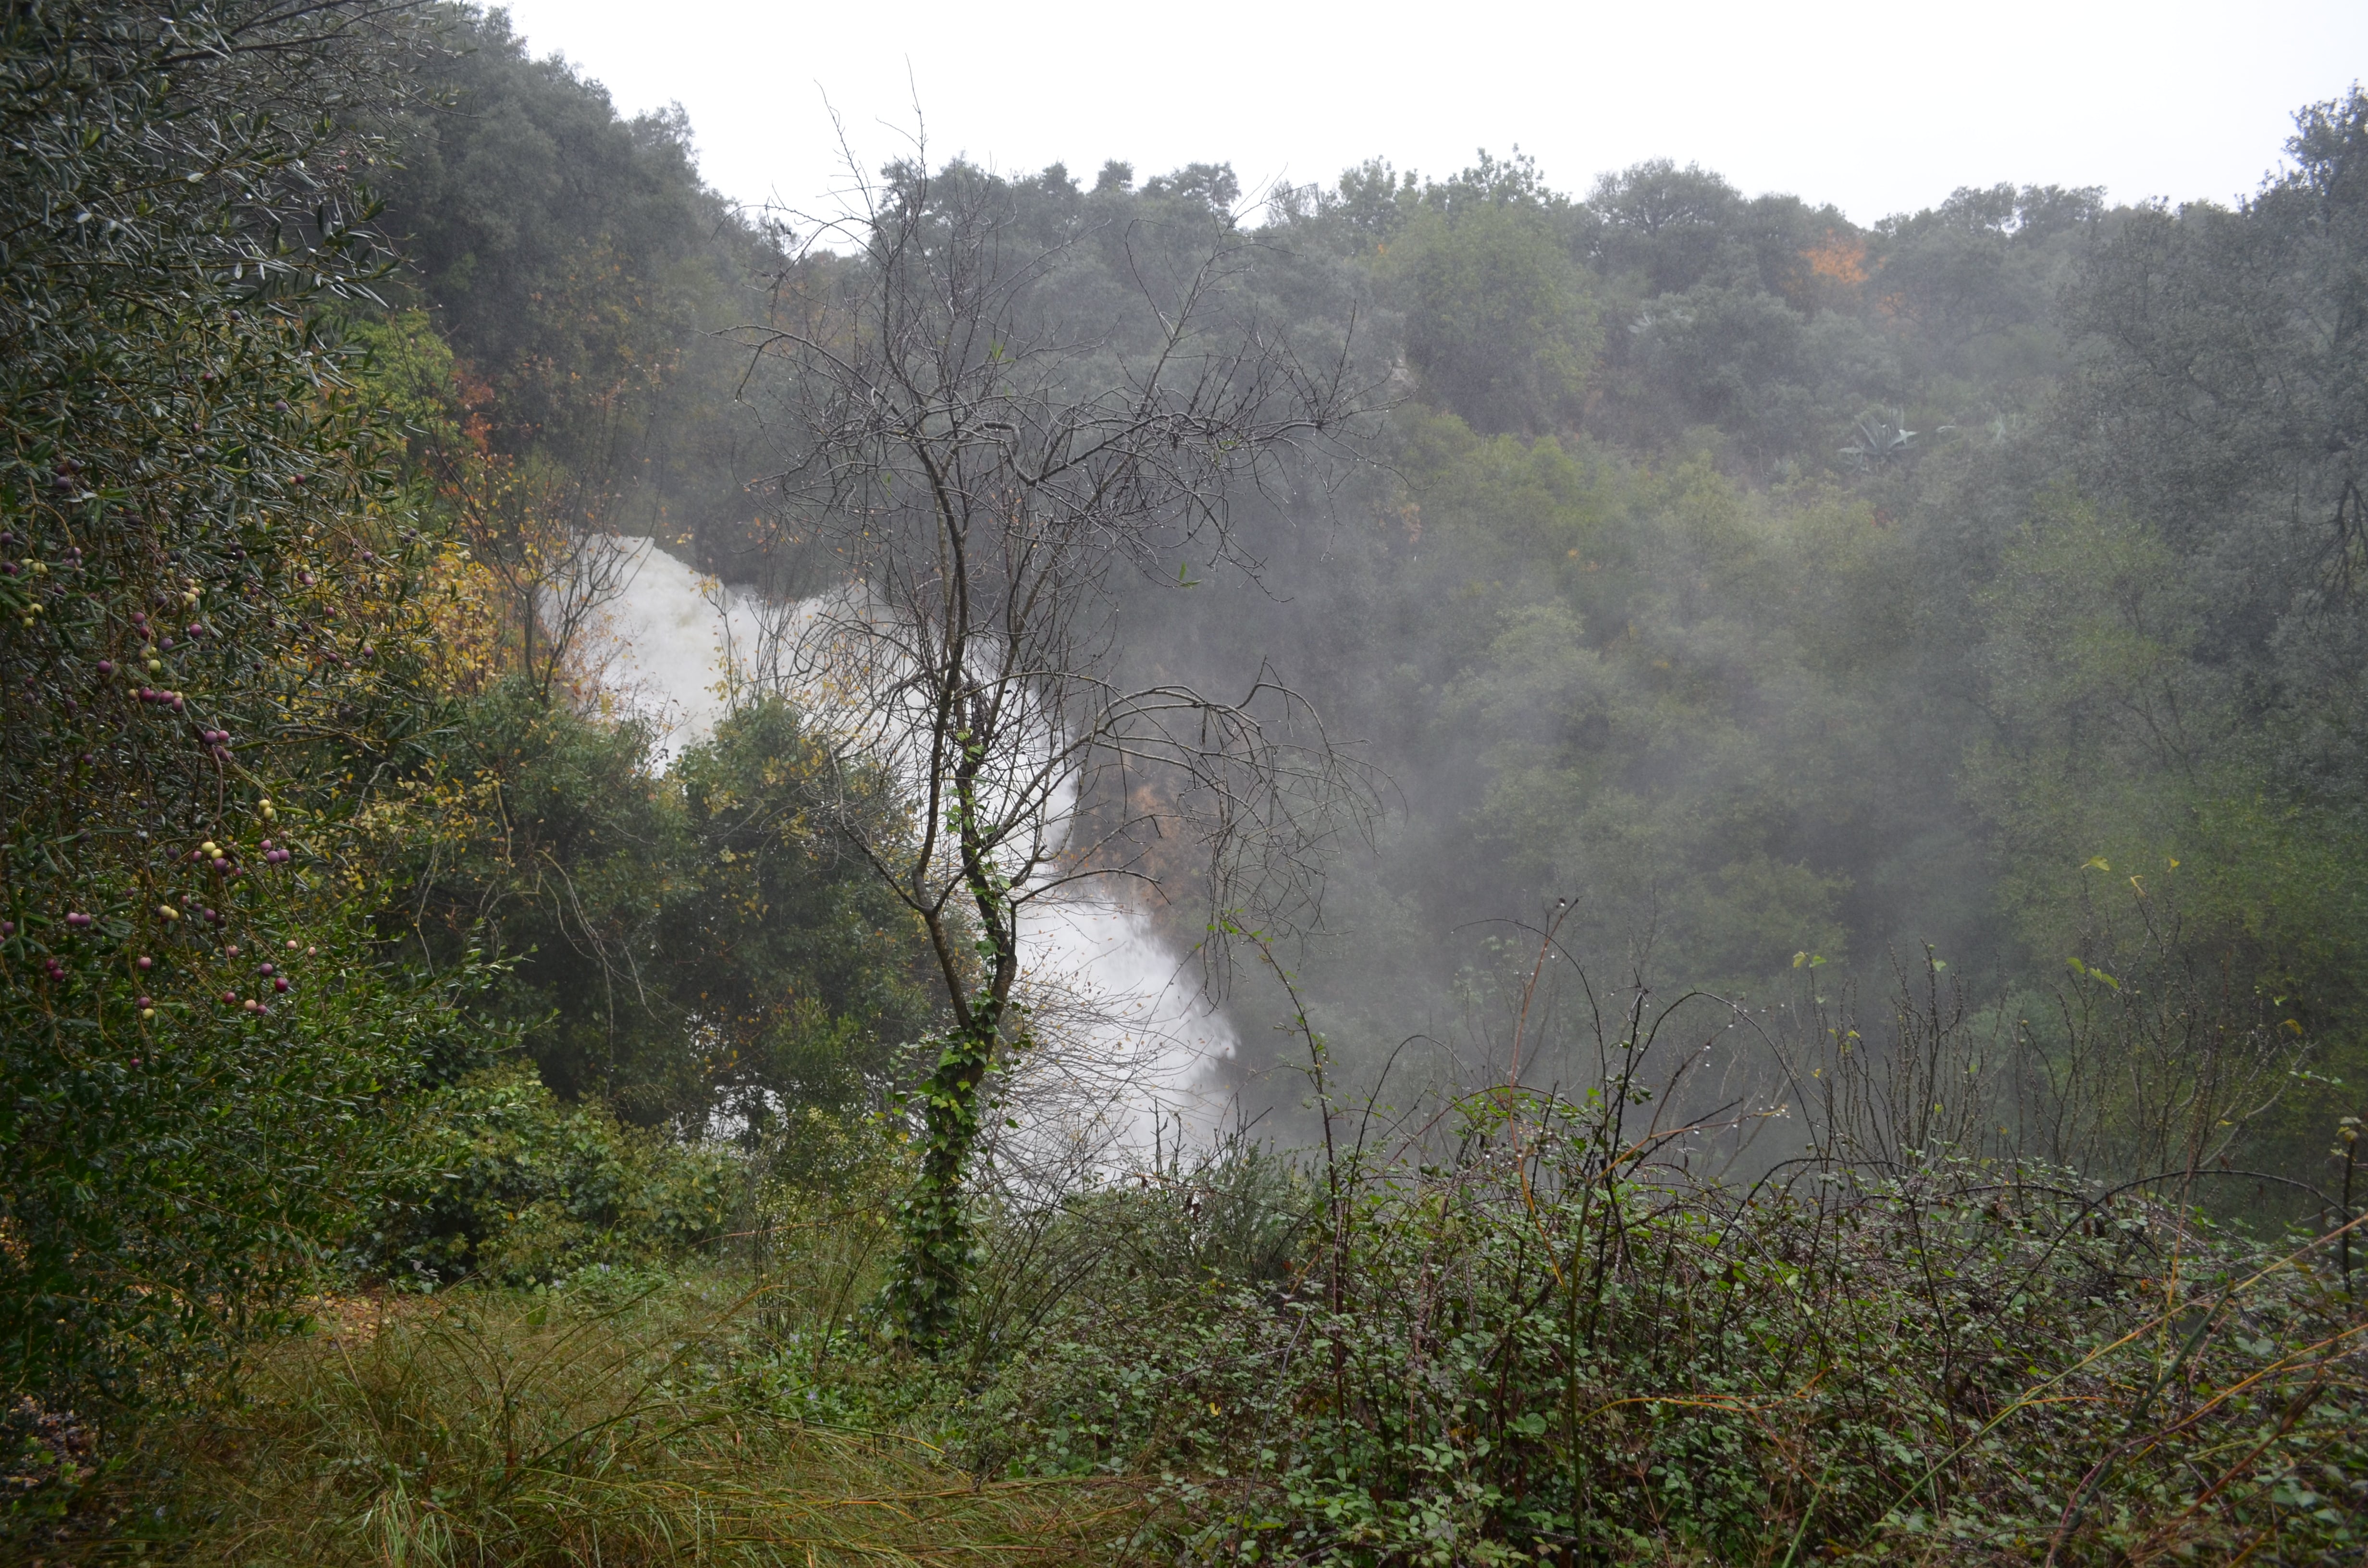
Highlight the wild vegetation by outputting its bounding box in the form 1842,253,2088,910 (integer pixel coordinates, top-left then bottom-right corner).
3,2,2364,1562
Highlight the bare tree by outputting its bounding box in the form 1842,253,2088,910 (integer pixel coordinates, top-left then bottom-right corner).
733,150,1376,1342
419,397,648,703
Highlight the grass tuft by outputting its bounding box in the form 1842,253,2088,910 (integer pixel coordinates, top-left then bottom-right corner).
118,1277,1150,1567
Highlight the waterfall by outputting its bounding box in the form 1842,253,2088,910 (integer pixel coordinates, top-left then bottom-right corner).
566,537,1233,1159
556,537,765,767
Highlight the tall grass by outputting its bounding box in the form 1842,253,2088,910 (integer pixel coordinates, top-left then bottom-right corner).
126,1274,1152,1567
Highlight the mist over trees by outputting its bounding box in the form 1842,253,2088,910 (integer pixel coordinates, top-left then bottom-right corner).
4,3,2364,1558
1031,111,2364,1193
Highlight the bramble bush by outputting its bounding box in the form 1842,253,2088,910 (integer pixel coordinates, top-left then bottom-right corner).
716,965,2368,1565
962,1133,2366,1564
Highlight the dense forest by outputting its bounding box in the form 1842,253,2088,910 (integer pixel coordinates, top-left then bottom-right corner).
3,3,2365,1561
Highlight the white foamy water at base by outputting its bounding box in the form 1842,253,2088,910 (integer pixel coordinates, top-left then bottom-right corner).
564,538,1232,1159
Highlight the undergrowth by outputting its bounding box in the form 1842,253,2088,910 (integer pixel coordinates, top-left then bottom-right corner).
12,1128,2359,1566
10,995,2366,1566
969,1133,2368,1565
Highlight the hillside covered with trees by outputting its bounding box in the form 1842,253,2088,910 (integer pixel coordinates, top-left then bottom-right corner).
3,3,2364,1562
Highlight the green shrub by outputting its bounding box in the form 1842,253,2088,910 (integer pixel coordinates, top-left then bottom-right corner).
359,1065,734,1286
963,1125,2368,1566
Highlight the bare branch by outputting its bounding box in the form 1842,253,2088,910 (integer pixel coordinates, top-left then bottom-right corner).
724,147,1381,1341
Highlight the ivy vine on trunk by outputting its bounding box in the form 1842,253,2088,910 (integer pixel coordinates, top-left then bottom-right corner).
736,143,1379,1349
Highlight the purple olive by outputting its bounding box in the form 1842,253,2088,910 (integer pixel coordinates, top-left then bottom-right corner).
273,977,288,993
136,955,152,970
136,995,151,1008
97,659,114,675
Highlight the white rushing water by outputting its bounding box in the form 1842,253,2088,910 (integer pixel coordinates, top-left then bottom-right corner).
558,537,765,767
565,538,1234,1159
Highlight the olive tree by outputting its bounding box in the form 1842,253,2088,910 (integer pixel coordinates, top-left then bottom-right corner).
0,0,490,1400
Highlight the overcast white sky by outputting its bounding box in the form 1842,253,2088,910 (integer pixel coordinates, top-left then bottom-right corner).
493,0,2365,225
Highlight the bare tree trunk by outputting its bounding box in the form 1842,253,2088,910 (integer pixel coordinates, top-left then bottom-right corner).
735,140,1380,1348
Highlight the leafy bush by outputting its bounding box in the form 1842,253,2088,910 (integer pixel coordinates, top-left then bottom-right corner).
384,681,942,1130
359,1066,734,1286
